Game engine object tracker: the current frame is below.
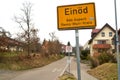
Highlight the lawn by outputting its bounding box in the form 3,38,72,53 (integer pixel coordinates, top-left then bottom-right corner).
0,52,64,70
88,63,118,80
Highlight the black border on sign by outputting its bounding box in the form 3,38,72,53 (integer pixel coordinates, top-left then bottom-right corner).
57,2,97,30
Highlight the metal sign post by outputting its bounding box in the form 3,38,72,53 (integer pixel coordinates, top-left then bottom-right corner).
68,51,71,73
114,0,120,80
75,30,81,80
57,3,96,80
66,42,72,73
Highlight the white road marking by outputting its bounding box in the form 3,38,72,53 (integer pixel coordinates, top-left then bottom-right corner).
52,68,57,72
52,68,62,72
57,68,62,72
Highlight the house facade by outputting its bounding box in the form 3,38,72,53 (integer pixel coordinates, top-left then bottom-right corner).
89,23,115,56
0,27,24,52
0,37,24,52
83,41,90,50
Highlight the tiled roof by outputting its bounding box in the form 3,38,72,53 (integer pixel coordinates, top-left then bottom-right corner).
93,44,111,49
0,37,23,46
92,29,100,33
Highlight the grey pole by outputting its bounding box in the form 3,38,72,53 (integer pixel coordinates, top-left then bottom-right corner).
67,42,71,73
114,0,120,80
75,30,81,80
68,52,70,73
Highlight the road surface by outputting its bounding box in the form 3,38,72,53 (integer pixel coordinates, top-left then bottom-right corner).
0,57,98,80
10,57,67,80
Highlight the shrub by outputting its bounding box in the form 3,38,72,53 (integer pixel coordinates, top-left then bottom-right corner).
89,52,116,68
89,56,99,68
80,50,90,60
98,53,116,65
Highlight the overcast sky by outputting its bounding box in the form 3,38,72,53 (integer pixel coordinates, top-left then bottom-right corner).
0,0,120,46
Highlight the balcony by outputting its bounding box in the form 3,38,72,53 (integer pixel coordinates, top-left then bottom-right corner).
93,44,111,49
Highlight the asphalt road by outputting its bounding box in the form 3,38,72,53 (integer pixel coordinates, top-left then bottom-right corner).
0,57,98,80
10,57,67,80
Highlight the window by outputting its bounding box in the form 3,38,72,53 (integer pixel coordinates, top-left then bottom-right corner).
97,40,106,44
101,32,105,37
109,32,112,37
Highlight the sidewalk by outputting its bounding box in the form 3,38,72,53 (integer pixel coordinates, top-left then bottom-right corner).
70,58,98,80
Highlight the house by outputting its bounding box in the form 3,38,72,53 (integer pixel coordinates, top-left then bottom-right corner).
0,36,24,52
0,27,24,52
89,23,115,56
83,41,90,50
61,44,66,53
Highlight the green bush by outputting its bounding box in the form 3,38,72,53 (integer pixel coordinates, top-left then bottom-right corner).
98,53,116,65
89,53,116,68
80,50,90,60
89,56,99,68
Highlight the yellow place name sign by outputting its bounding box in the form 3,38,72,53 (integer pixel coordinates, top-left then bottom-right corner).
57,3,96,30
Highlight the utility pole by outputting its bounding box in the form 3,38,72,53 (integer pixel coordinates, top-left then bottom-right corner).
114,0,120,80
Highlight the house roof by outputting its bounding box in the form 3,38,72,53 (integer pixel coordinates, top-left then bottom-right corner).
118,29,120,35
0,36,23,46
92,29,100,33
89,23,115,44
91,29,100,37
93,44,111,49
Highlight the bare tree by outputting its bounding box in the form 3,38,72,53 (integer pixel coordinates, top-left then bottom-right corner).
30,28,41,53
49,32,58,41
0,27,12,52
0,27,11,37
14,2,34,56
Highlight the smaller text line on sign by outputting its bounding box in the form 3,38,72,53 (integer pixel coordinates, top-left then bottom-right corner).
57,2,96,30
